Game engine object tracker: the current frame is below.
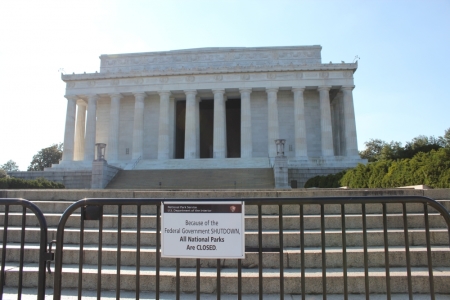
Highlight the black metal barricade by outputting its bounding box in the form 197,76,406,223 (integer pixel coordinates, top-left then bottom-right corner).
50,196,450,300
0,199,49,300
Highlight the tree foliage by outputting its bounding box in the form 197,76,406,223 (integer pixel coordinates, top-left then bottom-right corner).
306,128,450,188
341,148,450,188
359,135,443,162
439,128,450,148
27,143,63,171
1,160,19,172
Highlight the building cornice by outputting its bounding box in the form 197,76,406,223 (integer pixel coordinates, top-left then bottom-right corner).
61,63,357,82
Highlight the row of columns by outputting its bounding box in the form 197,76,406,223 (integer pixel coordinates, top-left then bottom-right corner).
61,86,358,163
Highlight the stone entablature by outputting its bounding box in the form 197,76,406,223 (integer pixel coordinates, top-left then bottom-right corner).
61,46,356,95
62,70,355,95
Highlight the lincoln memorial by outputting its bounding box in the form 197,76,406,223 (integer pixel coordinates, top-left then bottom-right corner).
48,45,366,188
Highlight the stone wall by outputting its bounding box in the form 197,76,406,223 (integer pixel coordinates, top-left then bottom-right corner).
1,188,449,201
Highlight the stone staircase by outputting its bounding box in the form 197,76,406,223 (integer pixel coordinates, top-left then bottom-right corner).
1,198,450,298
133,157,271,170
106,168,275,189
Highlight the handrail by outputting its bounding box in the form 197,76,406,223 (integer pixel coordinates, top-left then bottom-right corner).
131,156,141,170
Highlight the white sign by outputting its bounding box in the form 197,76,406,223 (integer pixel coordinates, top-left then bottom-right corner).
161,201,245,259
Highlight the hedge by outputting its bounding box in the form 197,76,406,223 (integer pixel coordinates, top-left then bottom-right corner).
0,177,65,189
341,148,450,188
304,148,450,189
304,171,346,188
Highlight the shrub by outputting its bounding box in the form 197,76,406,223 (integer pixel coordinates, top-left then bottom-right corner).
307,148,450,189
304,171,347,188
340,148,450,188
0,177,65,189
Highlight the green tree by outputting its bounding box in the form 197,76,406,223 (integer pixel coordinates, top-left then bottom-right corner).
359,139,387,162
359,139,403,162
401,135,442,159
1,160,19,172
439,128,450,148
27,143,63,171
341,148,450,188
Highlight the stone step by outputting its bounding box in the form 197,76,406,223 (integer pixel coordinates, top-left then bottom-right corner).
133,158,271,170
1,227,448,247
3,243,450,269
106,168,275,189
2,200,449,215
1,212,448,231
4,263,450,294
6,288,448,300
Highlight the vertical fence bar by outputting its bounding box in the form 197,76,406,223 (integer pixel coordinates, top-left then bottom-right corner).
97,206,104,300
341,204,348,300
258,204,263,300
320,204,326,300
176,258,180,300
156,204,161,300
424,204,435,300
136,205,141,300
78,206,85,300
1,205,9,294
196,259,200,300
362,203,369,300
402,203,413,300
116,205,122,300
382,203,391,299
18,206,26,299
300,204,305,300
279,204,284,300
216,259,221,300
238,259,242,300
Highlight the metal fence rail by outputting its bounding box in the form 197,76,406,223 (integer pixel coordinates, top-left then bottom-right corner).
0,199,49,300
1,196,449,299
50,196,450,300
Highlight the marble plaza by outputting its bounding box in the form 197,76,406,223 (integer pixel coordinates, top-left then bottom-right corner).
48,45,366,187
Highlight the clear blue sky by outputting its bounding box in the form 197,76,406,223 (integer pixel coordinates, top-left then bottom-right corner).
1,0,449,170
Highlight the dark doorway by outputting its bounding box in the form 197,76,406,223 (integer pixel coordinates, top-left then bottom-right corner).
200,100,214,158
226,99,241,158
175,100,186,159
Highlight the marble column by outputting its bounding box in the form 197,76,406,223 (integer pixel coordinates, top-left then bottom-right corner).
132,93,146,160
267,88,279,157
168,96,175,159
342,86,359,156
195,96,201,158
158,91,171,159
84,94,99,162
184,90,198,159
318,86,334,156
292,87,308,157
213,89,226,158
108,93,122,161
62,95,77,162
74,100,86,160
240,88,252,158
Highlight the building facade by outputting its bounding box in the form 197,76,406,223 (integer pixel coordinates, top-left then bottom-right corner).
54,46,365,186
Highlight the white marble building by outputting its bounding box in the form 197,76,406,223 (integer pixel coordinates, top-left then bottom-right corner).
53,45,366,186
